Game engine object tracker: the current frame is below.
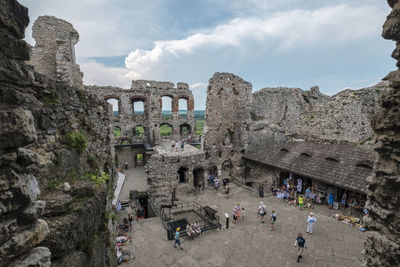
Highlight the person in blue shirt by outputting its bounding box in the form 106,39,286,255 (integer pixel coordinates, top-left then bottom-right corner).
174,227,183,249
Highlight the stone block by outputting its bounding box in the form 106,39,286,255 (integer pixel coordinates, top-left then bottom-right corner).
0,108,37,149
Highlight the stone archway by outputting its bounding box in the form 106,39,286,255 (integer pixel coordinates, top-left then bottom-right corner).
193,168,204,188
178,167,188,183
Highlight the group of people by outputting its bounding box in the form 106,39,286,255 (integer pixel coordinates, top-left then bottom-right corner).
186,221,202,237
171,139,185,152
232,203,245,223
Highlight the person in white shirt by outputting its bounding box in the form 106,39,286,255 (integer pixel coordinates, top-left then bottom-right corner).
306,212,318,234
258,201,267,223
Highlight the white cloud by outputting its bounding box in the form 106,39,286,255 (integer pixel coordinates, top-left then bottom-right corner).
124,4,385,80
80,61,130,88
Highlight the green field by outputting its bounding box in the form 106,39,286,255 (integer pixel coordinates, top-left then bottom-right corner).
196,120,204,135
160,124,173,136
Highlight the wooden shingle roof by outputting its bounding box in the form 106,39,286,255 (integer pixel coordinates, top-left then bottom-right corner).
244,141,376,193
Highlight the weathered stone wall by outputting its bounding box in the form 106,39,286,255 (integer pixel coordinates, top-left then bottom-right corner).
145,147,207,199
244,159,280,189
29,16,83,88
364,0,400,265
251,83,388,144
0,2,115,266
204,73,252,182
86,82,195,146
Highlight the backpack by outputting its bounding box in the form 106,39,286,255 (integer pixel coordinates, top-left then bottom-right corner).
272,215,277,222
297,237,305,247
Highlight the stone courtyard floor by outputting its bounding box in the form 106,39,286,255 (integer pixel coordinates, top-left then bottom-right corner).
119,181,365,267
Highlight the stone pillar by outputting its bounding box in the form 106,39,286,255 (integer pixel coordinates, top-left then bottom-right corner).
204,73,252,182
29,16,83,88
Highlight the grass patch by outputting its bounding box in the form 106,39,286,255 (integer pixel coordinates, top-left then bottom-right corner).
195,120,204,136
160,124,173,136
113,127,121,138
66,131,88,154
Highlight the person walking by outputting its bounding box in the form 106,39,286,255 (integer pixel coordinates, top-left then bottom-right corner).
294,233,307,263
241,207,246,222
306,212,317,234
174,227,183,249
258,201,267,223
128,213,134,232
181,139,185,151
270,210,277,231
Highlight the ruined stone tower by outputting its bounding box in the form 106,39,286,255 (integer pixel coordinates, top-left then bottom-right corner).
204,73,252,181
29,16,83,88
363,0,400,265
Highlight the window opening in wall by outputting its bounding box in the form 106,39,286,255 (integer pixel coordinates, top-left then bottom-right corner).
133,126,144,137
193,168,204,187
133,100,144,115
326,157,340,163
178,98,188,118
113,126,121,138
161,96,172,119
136,153,144,166
179,123,191,138
107,98,119,116
160,123,173,136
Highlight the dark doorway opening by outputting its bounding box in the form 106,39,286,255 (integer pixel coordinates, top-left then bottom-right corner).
193,168,204,187
178,167,188,183
137,195,156,219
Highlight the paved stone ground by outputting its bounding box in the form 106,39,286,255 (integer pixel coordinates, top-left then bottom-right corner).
119,166,148,200
118,172,365,267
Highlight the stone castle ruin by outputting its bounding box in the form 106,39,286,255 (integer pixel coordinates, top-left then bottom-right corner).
0,0,399,266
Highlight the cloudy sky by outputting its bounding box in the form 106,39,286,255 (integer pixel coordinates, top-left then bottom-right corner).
20,0,394,110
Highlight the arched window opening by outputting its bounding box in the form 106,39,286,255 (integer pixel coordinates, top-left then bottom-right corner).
161,96,172,119
113,126,121,138
107,98,119,116
179,123,191,138
133,99,144,115
133,126,144,137
160,123,173,136
178,98,188,118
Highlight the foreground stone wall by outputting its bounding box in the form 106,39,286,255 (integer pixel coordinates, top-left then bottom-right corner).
86,82,195,146
251,83,388,144
29,15,83,88
204,73,252,182
0,2,115,266
364,0,400,265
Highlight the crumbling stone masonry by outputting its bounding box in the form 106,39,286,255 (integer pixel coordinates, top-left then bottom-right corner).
204,73,252,182
146,146,207,199
364,0,400,265
86,81,195,146
0,4,115,267
29,16,83,88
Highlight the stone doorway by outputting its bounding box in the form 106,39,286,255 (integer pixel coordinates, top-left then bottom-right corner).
178,167,188,183
193,168,204,188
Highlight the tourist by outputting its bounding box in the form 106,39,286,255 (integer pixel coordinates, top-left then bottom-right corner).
198,180,204,191
181,139,185,151
171,140,175,152
128,213,134,232
306,212,317,234
270,210,277,231
175,141,179,152
186,223,195,237
214,177,219,190
298,195,304,210
294,233,307,263
258,201,267,223
328,193,335,209
232,205,238,224
341,191,347,209
193,221,201,235
305,186,311,199
174,227,183,249
224,184,230,198
235,204,241,222
241,208,246,222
